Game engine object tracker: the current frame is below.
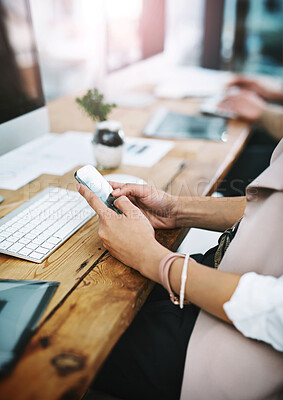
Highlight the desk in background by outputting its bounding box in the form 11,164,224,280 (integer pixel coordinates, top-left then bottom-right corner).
0,69,250,400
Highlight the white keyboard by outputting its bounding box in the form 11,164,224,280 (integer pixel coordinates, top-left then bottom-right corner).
0,187,95,263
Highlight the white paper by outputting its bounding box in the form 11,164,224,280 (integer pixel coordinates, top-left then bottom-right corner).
0,131,173,190
0,132,95,190
38,131,94,166
106,92,155,108
178,228,221,255
123,137,174,167
155,66,232,99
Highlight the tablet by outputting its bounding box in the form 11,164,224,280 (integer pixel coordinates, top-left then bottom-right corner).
0,279,59,374
143,108,227,141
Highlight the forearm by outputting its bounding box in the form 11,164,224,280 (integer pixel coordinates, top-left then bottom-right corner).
268,90,283,104
140,243,241,324
174,196,246,232
169,257,241,323
258,104,283,141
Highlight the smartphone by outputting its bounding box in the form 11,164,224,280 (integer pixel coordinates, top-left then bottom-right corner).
74,165,122,214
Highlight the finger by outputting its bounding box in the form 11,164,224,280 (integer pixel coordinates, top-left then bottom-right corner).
226,76,247,88
108,181,125,190
112,183,149,198
114,195,141,216
217,97,234,110
77,184,111,217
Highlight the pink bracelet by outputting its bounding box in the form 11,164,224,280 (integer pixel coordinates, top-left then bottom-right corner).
158,253,185,305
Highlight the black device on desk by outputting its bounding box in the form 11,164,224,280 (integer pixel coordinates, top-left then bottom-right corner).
0,279,59,374
143,108,227,141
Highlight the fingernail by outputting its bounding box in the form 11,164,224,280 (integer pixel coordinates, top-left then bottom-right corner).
113,188,120,195
76,184,80,191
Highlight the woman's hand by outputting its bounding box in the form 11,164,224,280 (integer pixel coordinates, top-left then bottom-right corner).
110,182,179,229
227,76,275,101
217,90,266,121
77,184,170,282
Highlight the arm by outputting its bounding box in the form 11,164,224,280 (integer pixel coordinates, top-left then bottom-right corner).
111,182,246,233
77,184,242,324
227,76,283,104
175,195,246,232
258,104,283,141
168,257,241,323
218,90,283,141
78,185,283,349
223,273,283,351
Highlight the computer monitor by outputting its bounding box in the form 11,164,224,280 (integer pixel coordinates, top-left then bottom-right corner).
0,0,49,156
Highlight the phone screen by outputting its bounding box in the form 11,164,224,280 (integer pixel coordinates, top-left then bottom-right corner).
75,165,122,214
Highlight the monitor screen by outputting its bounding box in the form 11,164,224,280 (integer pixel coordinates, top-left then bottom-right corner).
0,0,45,125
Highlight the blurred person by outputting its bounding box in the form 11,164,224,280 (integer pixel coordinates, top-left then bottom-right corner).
77,139,283,400
216,76,283,196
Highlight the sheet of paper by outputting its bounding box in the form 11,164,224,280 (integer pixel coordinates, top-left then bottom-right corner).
0,133,95,190
123,137,174,167
0,131,173,190
106,92,155,108
178,228,221,255
38,131,94,166
155,66,232,99
61,132,174,168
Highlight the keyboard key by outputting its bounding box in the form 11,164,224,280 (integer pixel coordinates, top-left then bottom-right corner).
8,243,25,253
12,232,23,238
55,218,86,239
33,238,45,245
26,242,38,250
36,247,50,255
12,222,22,229
47,236,61,245
0,240,14,250
25,233,37,240
18,238,31,245
18,247,32,256
6,226,18,234
18,227,30,234
36,225,47,234
0,236,6,243
8,236,19,243
0,231,12,238
2,221,13,228
30,229,42,235
41,242,55,250
37,234,49,241
29,251,44,260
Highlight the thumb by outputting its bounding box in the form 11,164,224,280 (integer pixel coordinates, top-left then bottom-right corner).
77,184,111,217
114,195,141,217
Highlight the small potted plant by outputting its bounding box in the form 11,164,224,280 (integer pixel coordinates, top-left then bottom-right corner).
76,88,124,170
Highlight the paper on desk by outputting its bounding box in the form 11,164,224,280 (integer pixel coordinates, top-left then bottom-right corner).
0,131,174,190
106,92,155,108
155,66,232,99
38,131,94,167
123,137,174,167
0,133,94,190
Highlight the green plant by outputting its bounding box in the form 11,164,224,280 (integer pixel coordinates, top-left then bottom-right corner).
76,88,116,122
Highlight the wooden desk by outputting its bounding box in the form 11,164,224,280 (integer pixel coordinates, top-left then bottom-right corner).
0,91,250,400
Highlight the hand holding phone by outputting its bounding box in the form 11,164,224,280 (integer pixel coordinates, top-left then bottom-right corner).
74,165,122,214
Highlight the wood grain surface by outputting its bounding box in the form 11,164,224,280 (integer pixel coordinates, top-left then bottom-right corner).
0,85,251,400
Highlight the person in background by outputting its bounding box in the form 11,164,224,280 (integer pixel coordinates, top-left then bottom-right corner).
216,76,283,196
77,139,283,400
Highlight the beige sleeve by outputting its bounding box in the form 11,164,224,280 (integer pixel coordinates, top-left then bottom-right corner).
258,104,283,140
